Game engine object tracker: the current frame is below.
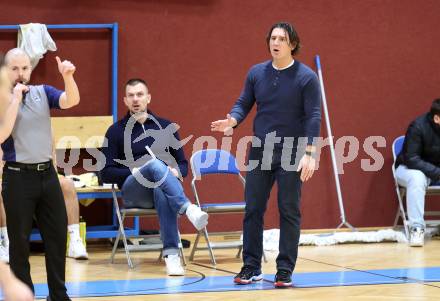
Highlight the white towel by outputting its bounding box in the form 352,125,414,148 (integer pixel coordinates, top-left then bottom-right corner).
18,23,57,68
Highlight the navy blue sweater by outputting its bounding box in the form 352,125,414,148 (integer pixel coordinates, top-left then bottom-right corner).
101,111,188,188
230,60,321,145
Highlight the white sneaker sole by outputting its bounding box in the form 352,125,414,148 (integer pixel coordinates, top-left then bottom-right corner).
167,270,185,276
68,253,89,260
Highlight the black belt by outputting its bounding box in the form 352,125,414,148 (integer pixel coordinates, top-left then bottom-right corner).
6,161,52,171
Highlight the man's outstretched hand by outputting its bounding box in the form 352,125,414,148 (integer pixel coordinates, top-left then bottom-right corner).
211,114,237,135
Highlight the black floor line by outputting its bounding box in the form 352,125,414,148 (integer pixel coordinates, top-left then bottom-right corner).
191,259,440,290
299,256,440,289
37,269,208,299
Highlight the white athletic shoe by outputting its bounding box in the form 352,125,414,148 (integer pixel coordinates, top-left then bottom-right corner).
0,245,9,263
185,204,208,231
68,238,89,259
409,228,424,247
165,254,185,276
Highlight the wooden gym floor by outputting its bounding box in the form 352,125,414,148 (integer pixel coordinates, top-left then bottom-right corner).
16,232,440,301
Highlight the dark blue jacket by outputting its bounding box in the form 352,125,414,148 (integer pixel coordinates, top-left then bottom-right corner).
101,111,188,188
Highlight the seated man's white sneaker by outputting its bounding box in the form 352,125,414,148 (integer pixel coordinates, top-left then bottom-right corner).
409,228,424,247
185,204,208,231
0,245,9,263
165,254,185,276
68,238,89,259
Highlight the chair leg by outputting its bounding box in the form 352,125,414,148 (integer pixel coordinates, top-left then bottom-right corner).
180,247,187,266
110,225,122,263
203,227,216,266
397,187,410,239
393,207,401,228
157,249,163,262
189,231,201,261
236,245,242,259
119,213,134,268
110,192,122,264
111,190,134,268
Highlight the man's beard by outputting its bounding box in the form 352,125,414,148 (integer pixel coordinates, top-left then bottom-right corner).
130,110,148,121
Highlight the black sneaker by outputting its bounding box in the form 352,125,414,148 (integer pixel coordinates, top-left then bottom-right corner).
234,265,263,284
274,269,292,288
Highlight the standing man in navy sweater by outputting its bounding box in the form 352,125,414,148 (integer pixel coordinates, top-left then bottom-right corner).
211,22,321,287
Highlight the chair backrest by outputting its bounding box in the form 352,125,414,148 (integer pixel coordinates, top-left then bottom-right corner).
392,136,405,162
190,149,241,178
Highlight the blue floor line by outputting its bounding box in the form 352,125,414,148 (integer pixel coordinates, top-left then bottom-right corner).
3,266,439,299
